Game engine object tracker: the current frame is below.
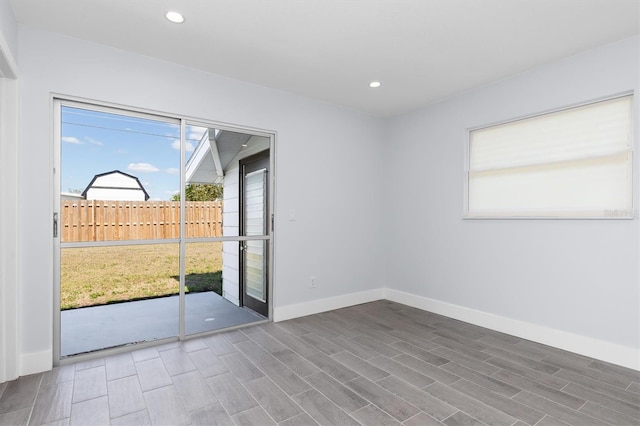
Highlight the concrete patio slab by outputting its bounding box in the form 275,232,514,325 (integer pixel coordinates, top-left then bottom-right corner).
61,292,264,356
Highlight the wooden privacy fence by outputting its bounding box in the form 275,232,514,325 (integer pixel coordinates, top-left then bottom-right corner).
61,200,222,242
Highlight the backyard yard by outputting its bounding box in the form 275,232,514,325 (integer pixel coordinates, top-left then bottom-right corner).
61,242,223,310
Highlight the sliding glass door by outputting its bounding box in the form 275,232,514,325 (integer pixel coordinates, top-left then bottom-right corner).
53,100,273,360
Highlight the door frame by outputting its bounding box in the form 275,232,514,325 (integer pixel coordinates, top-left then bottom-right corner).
52,95,276,364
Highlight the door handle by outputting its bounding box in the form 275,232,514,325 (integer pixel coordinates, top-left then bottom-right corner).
53,212,58,238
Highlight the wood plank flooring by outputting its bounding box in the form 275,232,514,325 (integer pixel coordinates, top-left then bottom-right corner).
0,300,638,425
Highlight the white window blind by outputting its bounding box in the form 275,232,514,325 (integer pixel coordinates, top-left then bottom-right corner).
467,95,633,218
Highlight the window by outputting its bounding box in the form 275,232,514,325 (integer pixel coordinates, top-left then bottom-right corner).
466,95,633,218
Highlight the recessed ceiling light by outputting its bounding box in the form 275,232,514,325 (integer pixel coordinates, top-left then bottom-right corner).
165,11,184,23
369,81,381,88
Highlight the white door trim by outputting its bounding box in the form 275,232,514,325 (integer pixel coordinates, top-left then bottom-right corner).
0,76,20,382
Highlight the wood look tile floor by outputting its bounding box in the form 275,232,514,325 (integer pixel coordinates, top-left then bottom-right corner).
1,301,639,426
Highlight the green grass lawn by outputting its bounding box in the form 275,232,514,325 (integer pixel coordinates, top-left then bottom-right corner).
61,242,223,310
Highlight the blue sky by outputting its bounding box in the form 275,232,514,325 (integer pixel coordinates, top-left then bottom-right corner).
61,107,204,200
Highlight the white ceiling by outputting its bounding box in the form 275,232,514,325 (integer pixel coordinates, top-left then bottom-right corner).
9,0,640,117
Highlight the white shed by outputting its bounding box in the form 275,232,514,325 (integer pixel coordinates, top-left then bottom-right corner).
82,170,149,201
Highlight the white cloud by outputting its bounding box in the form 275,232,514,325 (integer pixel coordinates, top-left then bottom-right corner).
171,139,195,152
128,162,159,172
165,167,180,175
188,127,206,141
62,136,83,144
62,136,104,146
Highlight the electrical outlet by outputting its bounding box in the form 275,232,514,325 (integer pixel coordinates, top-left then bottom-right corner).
310,276,317,288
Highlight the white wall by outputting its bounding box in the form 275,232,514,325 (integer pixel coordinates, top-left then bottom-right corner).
385,36,640,368
16,26,386,373
0,0,19,383
0,0,18,76
0,76,19,383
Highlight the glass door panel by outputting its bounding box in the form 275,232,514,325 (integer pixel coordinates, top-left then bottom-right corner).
184,124,270,331
58,102,180,357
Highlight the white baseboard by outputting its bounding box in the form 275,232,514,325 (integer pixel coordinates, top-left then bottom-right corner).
20,350,52,376
273,288,386,322
273,287,639,370
385,289,640,371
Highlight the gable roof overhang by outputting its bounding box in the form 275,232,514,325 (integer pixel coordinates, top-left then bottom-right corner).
185,129,253,184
